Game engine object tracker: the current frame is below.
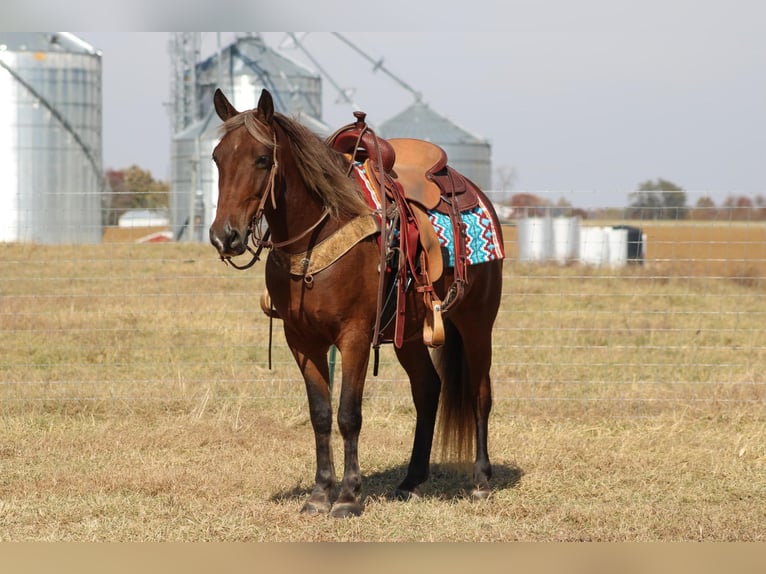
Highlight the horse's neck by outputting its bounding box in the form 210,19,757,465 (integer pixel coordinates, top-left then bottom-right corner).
266,177,335,253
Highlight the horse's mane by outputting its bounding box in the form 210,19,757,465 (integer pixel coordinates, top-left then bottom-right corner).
220,110,371,220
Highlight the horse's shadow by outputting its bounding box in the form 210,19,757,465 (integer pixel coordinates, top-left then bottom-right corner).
270,462,523,504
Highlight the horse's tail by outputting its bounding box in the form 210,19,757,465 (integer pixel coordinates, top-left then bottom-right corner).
433,318,474,465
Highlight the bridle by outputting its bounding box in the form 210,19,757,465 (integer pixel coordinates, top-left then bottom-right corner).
219,127,331,270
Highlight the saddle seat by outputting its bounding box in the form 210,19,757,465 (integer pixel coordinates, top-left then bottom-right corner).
387,138,480,215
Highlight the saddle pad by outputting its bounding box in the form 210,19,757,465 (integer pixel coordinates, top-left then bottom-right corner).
428,195,506,267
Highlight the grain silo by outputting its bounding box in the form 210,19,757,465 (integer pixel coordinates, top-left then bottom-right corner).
170,33,329,240
378,101,492,191
0,32,102,244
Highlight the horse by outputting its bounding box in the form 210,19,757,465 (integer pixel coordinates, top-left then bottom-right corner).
209,88,504,518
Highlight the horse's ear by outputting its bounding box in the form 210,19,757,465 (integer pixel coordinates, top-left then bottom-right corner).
214,89,239,121
257,89,274,123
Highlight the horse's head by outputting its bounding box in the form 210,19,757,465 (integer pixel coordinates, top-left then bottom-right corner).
209,88,276,258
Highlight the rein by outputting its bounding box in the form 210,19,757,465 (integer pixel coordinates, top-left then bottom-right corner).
220,241,265,270
254,207,331,251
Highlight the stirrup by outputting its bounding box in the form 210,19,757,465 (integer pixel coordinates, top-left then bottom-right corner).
260,288,281,319
423,298,445,348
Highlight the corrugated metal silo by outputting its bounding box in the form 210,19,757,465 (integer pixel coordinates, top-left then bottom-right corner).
196,34,323,121
170,34,329,240
0,32,102,243
170,107,218,242
378,102,492,191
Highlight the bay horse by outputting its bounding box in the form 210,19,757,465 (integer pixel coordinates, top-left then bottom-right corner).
209,88,504,518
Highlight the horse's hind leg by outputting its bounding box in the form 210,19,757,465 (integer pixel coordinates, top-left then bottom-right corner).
393,341,441,499
457,268,502,500
469,355,493,500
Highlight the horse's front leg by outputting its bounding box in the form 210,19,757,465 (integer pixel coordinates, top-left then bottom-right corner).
289,341,336,515
330,333,371,518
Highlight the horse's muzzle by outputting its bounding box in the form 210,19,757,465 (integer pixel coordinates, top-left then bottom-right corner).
209,222,248,257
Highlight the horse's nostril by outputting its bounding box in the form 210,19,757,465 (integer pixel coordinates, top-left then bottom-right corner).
210,222,244,255
209,228,224,251
228,228,242,249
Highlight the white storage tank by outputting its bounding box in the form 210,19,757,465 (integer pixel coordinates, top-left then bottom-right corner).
579,226,637,267
517,217,553,262
552,216,580,264
0,33,102,243
606,227,628,267
579,226,609,266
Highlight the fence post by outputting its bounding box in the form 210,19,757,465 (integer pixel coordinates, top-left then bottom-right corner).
328,345,338,392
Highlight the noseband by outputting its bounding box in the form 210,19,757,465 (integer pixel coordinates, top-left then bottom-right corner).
220,127,331,270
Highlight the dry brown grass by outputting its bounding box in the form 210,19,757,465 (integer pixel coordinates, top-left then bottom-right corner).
1,401,764,541
0,228,765,541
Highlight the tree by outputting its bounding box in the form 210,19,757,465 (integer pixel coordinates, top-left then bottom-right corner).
721,195,755,221
509,193,549,217
628,178,687,219
105,165,169,226
755,195,766,220
627,189,663,220
493,165,516,205
690,195,716,220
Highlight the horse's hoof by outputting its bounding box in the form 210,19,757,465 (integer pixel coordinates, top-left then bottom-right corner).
470,488,493,501
394,488,422,501
329,501,363,518
301,500,331,515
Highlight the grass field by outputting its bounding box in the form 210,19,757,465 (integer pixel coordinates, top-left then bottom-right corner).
0,222,764,541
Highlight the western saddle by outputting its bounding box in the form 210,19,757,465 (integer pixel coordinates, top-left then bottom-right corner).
327,111,481,352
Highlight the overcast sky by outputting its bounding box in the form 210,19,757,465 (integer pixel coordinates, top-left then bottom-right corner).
75,5,765,208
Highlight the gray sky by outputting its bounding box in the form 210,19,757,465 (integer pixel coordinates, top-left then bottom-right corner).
77,10,765,208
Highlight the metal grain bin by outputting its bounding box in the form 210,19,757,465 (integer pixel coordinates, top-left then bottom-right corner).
170,108,219,242
378,101,492,190
195,35,323,122
0,33,102,243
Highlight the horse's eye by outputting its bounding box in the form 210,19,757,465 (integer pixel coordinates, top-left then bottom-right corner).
255,155,272,169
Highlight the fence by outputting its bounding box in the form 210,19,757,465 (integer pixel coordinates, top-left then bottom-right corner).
1,192,764,417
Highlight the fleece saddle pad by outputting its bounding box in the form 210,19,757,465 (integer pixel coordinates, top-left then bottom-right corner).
428,195,505,267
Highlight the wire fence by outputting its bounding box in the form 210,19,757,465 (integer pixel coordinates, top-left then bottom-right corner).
1,193,765,416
